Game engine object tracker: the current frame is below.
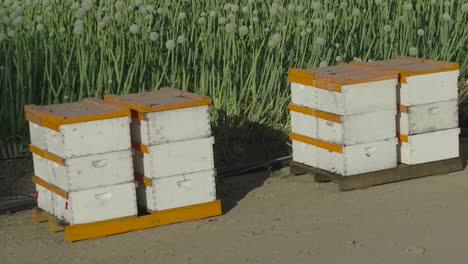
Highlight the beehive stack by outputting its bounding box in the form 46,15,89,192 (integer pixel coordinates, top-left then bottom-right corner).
104,88,216,212
25,99,138,225
351,57,460,164
288,64,399,176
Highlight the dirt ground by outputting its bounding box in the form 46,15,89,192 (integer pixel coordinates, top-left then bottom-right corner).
2,158,468,264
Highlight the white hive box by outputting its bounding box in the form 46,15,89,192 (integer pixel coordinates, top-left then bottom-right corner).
136,169,216,211
35,185,53,215
25,98,131,158
399,128,460,165
133,137,215,179
352,56,459,106
50,182,138,225
289,103,396,145
31,151,50,182
105,88,212,145
29,145,134,191
288,65,398,115
398,100,458,135
104,88,217,212
350,57,460,165
291,132,397,176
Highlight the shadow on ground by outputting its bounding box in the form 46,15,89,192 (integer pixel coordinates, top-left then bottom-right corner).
212,111,290,213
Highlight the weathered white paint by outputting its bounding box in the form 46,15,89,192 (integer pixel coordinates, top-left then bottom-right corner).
49,150,134,192
290,80,397,115
53,182,138,225
400,70,458,106
137,169,217,211
398,100,458,135
292,137,397,176
32,153,50,182
399,128,460,165
29,122,48,150
45,117,131,158
132,105,212,145
290,109,396,145
133,137,215,179
36,185,53,215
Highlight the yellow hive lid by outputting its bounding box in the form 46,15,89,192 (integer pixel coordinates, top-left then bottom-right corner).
288,64,398,92
104,88,212,118
349,56,460,82
24,98,130,131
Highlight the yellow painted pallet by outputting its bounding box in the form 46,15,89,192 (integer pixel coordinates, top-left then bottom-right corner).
33,200,222,242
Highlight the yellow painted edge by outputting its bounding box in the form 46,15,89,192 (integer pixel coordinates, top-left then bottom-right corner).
135,174,152,187
24,102,131,129
32,176,68,199
398,104,409,113
48,216,65,233
290,132,343,153
148,97,212,113
104,93,212,114
288,104,342,123
289,69,342,92
65,200,222,242
29,144,46,159
131,142,149,154
29,144,65,165
398,134,409,143
393,56,460,70
32,207,49,223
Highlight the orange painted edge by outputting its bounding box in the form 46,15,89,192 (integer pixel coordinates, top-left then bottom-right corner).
32,176,68,199
398,104,409,113
131,142,149,154
104,91,212,114
32,208,49,223
398,134,409,143
29,144,65,166
24,101,130,130
393,56,460,70
288,68,315,86
290,132,343,153
135,174,152,187
29,144,46,159
288,104,342,123
64,200,222,242
288,69,342,92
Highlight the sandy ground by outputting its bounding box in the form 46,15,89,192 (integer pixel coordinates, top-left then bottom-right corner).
1,160,468,264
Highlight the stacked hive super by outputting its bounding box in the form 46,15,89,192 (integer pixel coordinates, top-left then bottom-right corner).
351,57,460,164
288,64,399,176
104,88,217,212
25,99,137,225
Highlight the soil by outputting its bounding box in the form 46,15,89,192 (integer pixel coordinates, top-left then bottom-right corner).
2,157,468,263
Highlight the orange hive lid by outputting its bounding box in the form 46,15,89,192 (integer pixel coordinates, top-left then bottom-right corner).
24,98,130,131
349,56,459,82
103,87,212,114
288,64,398,92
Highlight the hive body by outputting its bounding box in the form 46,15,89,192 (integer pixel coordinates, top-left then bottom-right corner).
353,57,460,164
288,65,398,176
25,99,137,225
105,88,218,211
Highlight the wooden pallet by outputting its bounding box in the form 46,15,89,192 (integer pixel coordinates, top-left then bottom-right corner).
290,157,465,191
32,200,222,242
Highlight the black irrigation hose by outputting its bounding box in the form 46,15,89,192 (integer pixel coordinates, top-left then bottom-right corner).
0,195,36,215
217,155,292,178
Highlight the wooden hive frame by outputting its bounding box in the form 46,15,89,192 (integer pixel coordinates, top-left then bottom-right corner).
32,200,222,242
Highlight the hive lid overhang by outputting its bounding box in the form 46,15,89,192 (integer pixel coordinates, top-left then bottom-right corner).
103,87,212,114
288,64,398,92
24,98,130,131
349,56,460,82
